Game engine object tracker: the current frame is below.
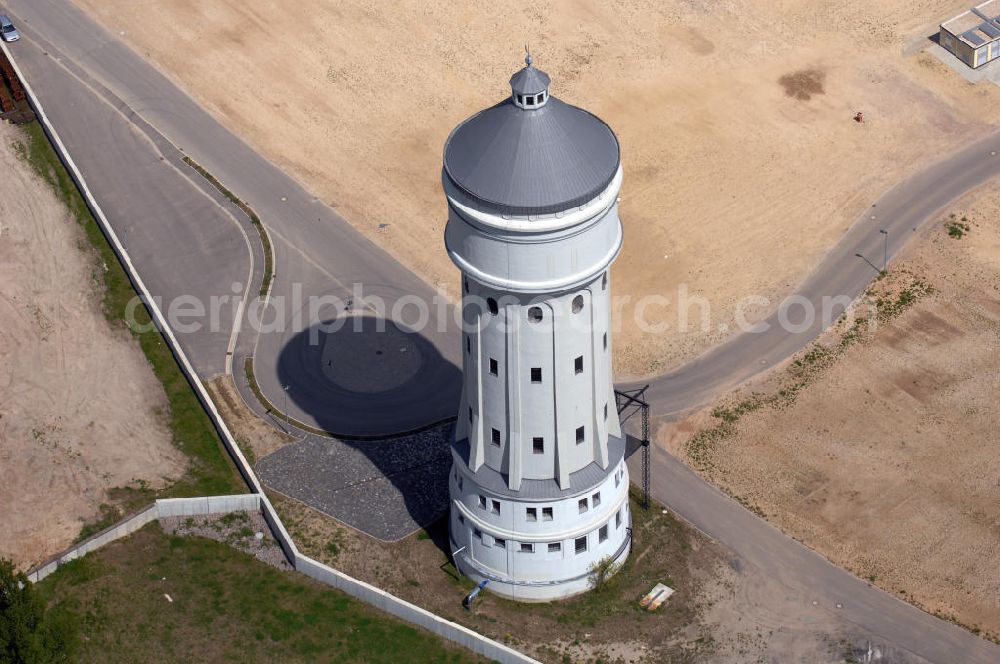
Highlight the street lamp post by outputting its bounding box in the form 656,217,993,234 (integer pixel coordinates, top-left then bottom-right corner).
879,229,888,272
282,384,290,432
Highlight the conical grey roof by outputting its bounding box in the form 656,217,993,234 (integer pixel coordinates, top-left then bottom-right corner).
444,91,620,216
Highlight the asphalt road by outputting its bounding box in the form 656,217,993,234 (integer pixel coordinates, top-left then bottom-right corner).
626,131,1000,416
8,2,1000,661
5,0,462,436
631,448,1000,663
4,21,252,377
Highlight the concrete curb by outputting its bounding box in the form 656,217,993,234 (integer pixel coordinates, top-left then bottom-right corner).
4,41,537,664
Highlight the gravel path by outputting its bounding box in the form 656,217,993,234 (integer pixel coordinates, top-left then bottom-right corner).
256,424,452,540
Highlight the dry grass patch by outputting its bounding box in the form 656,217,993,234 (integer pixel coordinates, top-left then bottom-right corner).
667,193,1000,642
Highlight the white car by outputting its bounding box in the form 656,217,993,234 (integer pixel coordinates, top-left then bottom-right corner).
1,15,20,42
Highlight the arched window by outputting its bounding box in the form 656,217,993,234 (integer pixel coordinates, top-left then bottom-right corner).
487,297,498,315
528,306,543,322
571,295,584,314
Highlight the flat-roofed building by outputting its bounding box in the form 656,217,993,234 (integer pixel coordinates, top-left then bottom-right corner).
940,1,1000,68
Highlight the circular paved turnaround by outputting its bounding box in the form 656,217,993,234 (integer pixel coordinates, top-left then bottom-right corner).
320,316,424,393
276,314,461,438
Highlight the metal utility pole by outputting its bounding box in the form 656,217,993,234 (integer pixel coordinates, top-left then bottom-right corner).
615,387,651,511
879,229,888,271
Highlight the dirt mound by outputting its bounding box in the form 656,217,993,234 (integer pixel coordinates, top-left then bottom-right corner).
0,123,184,568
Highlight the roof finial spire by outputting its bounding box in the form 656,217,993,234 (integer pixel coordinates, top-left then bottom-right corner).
524,44,533,68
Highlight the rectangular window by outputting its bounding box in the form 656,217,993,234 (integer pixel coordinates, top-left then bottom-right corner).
491,499,500,515
532,437,544,454
575,536,587,554
520,543,533,553
603,332,607,350
526,507,537,522
542,507,553,521
517,94,523,104
604,403,608,420
530,367,542,383
491,428,501,447
469,406,473,423
526,95,535,104
576,426,585,444
478,495,486,510
467,336,471,354
548,542,561,553
494,538,506,549
615,470,620,488
599,525,608,543
489,357,498,375
574,355,583,374
578,498,588,514
592,492,601,508
616,509,622,529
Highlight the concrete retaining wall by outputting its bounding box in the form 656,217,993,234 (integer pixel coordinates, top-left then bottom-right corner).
295,555,537,664
26,495,262,584
156,494,260,518
26,506,157,583
5,41,537,664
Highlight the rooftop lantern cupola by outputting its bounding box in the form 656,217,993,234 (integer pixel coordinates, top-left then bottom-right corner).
510,50,550,109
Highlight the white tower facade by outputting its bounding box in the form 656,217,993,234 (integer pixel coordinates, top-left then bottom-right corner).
443,55,631,601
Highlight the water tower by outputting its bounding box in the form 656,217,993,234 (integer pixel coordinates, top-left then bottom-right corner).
443,53,631,601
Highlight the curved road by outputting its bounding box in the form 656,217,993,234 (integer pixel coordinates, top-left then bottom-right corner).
7,1,999,661
7,0,464,437
628,131,1000,415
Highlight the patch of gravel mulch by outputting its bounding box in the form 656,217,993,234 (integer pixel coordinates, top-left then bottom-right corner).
160,511,291,570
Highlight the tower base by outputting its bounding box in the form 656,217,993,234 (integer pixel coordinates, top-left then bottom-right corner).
448,435,632,603
452,530,631,602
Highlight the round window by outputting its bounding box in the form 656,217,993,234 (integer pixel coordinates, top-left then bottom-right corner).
528,307,543,323
571,295,584,314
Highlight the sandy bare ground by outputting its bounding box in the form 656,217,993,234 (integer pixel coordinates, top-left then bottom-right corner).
0,122,185,568
663,186,1000,641
73,0,998,378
